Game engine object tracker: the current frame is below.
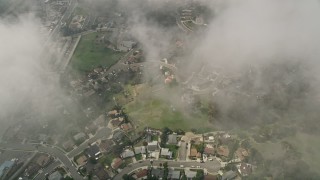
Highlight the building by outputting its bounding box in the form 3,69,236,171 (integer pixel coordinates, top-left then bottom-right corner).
24,163,40,177
121,149,135,159
189,148,198,159
118,41,136,52
99,139,114,153
237,163,252,176
160,148,173,159
85,144,101,160
48,171,63,180
133,169,148,180
62,140,75,151
185,169,197,179
134,146,146,154
235,148,249,161
0,161,15,178
121,123,133,132
35,154,51,167
217,146,229,158
151,168,164,179
112,130,125,142
168,169,180,180
204,144,215,156
222,171,237,180
94,164,111,180
76,155,88,166
147,141,159,152
111,158,123,170
73,132,86,142
167,134,178,145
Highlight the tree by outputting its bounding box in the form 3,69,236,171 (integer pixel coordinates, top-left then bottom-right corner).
163,162,169,179
195,170,204,180
181,170,187,180
122,174,135,180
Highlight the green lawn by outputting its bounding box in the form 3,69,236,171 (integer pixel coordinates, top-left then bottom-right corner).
125,97,213,131
71,32,125,73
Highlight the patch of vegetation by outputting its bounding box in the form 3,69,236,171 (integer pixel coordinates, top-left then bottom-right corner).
135,154,142,161
125,97,212,131
99,153,116,166
71,32,125,73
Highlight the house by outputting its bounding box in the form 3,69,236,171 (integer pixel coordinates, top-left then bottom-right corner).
185,169,197,179
85,144,101,160
204,144,215,156
99,139,114,153
94,164,111,180
112,130,125,142
151,168,164,179
118,41,136,52
167,134,177,145
134,146,146,154
121,123,133,132
35,154,51,167
62,140,75,151
217,146,229,158
168,169,180,180
76,155,88,166
160,148,173,159
108,110,119,117
235,148,249,161
24,163,40,177
133,169,148,180
222,170,237,180
237,163,252,176
204,175,218,180
147,141,159,152
85,123,98,135
0,161,15,177
111,158,123,170
110,118,123,128
94,114,106,127
73,132,86,142
189,148,198,159
121,149,135,159
48,171,63,180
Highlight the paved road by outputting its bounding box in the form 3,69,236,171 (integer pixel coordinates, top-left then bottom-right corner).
114,159,220,179
0,143,84,180
67,127,112,158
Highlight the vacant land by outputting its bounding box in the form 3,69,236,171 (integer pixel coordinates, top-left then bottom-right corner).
71,32,124,73
125,88,213,132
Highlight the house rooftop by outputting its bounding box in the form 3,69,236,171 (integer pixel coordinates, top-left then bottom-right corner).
85,144,101,158
147,141,159,152
222,170,237,180
167,134,177,144
136,169,148,179
73,132,86,141
111,158,123,170
48,171,62,180
121,149,135,159
0,161,15,177
168,169,180,179
134,146,146,154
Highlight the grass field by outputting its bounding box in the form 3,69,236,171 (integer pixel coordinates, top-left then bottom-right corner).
125,95,213,132
71,32,125,73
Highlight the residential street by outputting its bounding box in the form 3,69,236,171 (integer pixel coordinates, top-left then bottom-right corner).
0,143,84,180
114,159,221,179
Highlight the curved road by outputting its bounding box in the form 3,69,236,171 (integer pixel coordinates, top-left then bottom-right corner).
0,143,83,180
